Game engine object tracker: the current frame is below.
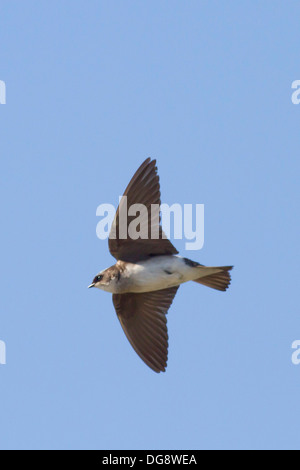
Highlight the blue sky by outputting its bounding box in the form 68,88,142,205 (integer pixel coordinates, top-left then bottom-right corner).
1,1,300,450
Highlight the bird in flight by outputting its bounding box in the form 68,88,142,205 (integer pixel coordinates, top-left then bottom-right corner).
89,158,233,373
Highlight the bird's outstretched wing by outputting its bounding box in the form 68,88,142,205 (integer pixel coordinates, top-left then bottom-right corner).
109,158,178,262
113,286,179,373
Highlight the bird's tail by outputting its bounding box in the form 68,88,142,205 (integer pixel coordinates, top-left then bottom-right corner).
193,266,233,291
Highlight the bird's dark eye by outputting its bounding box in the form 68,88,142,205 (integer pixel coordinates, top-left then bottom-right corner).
93,274,103,284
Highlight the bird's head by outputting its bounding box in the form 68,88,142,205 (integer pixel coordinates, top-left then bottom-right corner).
88,266,121,293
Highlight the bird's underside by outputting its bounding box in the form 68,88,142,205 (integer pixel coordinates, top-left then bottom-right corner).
93,158,233,373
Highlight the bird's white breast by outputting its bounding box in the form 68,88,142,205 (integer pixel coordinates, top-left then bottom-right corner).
121,255,197,293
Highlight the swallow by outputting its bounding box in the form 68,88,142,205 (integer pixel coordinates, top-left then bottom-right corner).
89,158,233,372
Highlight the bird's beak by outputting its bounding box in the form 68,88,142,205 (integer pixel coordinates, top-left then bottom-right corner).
88,283,95,289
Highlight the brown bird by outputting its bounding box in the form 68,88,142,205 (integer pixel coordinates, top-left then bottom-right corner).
89,158,233,373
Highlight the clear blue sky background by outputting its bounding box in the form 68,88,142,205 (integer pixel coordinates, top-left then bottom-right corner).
1,1,299,450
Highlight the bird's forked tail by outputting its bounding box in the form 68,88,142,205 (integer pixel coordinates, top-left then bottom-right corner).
193,266,233,291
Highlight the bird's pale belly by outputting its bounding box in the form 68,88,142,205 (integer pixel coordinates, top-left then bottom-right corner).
120,256,198,293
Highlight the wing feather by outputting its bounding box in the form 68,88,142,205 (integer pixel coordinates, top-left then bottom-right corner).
113,286,179,372
109,159,178,262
